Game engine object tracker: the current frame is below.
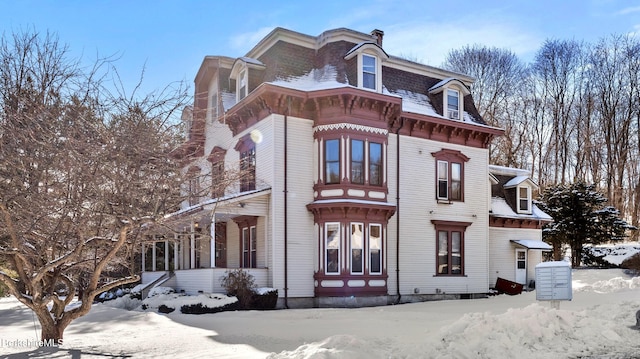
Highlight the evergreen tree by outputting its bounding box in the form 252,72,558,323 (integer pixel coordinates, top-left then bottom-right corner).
538,182,635,267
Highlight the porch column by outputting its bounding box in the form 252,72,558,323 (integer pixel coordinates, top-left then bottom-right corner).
151,238,157,272
190,222,196,269
174,233,180,270
164,240,169,271
141,243,146,273
210,221,216,268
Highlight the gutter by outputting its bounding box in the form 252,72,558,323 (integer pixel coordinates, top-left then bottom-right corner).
283,97,290,309
395,118,405,304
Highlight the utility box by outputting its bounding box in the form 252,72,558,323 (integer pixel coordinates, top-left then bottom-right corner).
535,261,572,301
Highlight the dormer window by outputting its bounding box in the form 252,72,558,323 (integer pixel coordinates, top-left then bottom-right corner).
518,186,532,214
345,42,389,93
237,69,247,101
210,89,219,121
229,57,265,105
362,55,377,90
447,89,460,120
428,78,471,121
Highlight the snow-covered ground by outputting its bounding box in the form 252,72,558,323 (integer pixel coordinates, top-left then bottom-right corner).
1,269,639,357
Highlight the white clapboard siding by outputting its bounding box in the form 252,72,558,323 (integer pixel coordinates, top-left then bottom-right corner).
267,114,317,298
386,134,491,295
489,227,545,286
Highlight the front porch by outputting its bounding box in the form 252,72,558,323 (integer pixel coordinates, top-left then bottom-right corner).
140,188,273,296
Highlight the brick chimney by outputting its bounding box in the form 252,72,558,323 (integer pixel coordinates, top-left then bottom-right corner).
371,29,384,47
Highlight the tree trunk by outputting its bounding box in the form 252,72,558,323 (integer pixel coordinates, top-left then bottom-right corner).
40,320,66,343
553,241,562,261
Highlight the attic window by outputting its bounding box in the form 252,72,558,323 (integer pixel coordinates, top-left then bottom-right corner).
517,186,532,214
362,55,377,90
447,89,460,120
345,42,388,93
237,69,247,101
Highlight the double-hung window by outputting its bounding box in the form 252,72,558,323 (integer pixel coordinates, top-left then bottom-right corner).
369,142,382,186
350,223,364,274
369,224,382,274
518,186,532,213
187,167,201,206
325,223,340,274
447,89,460,120
362,55,376,90
325,139,340,184
350,139,383,186
433,149,469,202
437,161,462,201
242,225,257,268
351,139,364,184
432,220,470,276
238,69,247,101
240,146,255,192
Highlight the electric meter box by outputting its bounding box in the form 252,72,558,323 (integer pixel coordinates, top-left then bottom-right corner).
535,261,572,301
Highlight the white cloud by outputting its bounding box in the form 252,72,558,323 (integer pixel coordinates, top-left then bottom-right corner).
229,26,276,54
616,6,640,15
382,19,542,66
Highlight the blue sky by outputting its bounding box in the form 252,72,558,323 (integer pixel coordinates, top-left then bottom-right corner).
1,0,638,97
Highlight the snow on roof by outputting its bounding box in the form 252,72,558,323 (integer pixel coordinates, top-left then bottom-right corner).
428,77,457,92
237,56,264,66
165,188,272,219
221,91,236,112
488,165,531,177
504,175,531,188
344,41,389,59
268,65,350,92
511,239,552,250
388,88,480,124
490,197,553,221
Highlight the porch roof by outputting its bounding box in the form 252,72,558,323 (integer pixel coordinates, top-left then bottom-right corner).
155,188,272,231
511,239,552,251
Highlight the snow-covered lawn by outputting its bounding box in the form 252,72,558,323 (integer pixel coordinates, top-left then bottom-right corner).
2,265,639,358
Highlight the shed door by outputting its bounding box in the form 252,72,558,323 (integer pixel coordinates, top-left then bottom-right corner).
515,249,527,284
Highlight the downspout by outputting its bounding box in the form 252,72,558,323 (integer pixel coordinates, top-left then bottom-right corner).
395,118,405,304
283,97,290,308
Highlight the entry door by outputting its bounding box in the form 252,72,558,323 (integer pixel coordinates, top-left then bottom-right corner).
515,249,527,284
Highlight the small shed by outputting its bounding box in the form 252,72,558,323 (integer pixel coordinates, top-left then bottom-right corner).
535,261,572,302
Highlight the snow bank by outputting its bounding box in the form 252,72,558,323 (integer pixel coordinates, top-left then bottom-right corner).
100,295,142,311
141,289,237,311
575,276,640,293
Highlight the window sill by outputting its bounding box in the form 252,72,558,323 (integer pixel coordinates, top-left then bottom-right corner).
433,274,467,277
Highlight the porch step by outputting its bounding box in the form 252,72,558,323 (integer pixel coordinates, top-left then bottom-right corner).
141,272,175,299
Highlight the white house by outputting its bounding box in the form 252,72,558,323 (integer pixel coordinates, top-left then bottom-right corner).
140,27,552,307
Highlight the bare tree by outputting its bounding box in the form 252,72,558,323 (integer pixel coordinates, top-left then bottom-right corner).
0,30,188,341
443,45,527,166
